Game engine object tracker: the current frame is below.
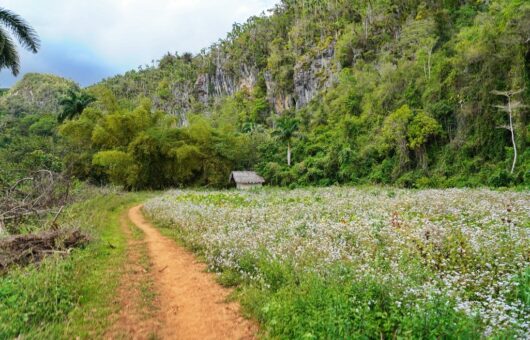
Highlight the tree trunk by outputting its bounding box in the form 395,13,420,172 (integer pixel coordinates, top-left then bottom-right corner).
427,48,432,80
508,97,517,173
416,146,428,171
287,141,292,167
398,139,409,170
492,89,523,174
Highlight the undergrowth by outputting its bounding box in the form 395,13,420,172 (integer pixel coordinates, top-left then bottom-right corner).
0,189,150,339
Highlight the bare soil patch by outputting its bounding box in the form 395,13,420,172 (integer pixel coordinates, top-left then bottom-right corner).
105,212,161,339
128,205,257,340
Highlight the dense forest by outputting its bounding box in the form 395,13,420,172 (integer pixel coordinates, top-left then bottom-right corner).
1,0,529,189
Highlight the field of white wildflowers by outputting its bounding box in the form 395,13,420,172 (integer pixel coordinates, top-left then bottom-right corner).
144,187,530,338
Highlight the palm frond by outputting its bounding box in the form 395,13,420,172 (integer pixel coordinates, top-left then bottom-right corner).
58,90,96,123
0,27,20,75
0,8,39,53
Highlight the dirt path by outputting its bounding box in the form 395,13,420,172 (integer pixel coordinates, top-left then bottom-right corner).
127,205,257,340
105,212,161,339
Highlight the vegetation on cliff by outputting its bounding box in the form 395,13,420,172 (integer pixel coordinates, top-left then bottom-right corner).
93,0,530,188
2,0,530,189
0,73,78,116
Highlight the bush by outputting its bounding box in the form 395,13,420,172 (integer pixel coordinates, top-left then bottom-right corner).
488,169,514,187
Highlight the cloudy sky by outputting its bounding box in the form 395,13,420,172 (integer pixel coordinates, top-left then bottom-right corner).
0,0,278,87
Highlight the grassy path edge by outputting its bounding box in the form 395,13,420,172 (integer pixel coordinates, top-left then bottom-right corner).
0,191,153,339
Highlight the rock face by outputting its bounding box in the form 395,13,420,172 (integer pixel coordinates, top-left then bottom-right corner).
293,45,338,109
0,73,78,116
212,51,237,97
101,44,338,120
193,44,337,115
170,81,194,125
194,49,259,106
238,64,258,92
194,74,210,105
264,70,295,114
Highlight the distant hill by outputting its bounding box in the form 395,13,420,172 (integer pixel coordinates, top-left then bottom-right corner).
0,73,78,116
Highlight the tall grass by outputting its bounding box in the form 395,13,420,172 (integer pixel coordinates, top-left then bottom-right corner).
0,190,149,339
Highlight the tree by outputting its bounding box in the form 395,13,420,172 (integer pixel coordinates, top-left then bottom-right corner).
58,89,96,122
273,115,299,166
0,7,40,76
92,150,135,187
491,88,525,174
181,52,193,63
399,17,437,80
383,105,440,172
383,105,413,171
407,111,441,170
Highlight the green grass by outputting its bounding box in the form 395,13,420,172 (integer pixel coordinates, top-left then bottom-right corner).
0,190,152,339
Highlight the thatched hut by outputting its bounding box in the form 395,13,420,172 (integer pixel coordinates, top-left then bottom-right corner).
229,171,265,190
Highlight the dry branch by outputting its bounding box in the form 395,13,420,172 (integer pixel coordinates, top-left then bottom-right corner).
0,170,71,233
0,228,89,271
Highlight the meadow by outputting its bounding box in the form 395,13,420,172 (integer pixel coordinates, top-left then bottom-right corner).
144,187,530,338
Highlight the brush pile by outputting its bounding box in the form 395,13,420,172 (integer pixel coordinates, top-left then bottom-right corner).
0,170,71,234
0,228,89,272
0,170,87,272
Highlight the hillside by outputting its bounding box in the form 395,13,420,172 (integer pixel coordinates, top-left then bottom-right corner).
1,0,529,189
0,74,76,182
0,73,78,116
94,0,530,188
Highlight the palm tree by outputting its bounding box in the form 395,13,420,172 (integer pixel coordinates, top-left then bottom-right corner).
273,116,299,166
0,7,40,76
58,89,96,122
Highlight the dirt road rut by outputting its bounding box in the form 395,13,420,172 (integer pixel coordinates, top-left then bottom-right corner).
127,205,257,340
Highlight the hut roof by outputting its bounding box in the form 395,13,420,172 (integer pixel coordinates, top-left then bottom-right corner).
229,171,265,184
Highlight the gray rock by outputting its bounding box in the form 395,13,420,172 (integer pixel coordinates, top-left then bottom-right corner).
293,45,338,109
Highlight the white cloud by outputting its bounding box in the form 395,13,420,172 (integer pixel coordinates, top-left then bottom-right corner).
0,0,278,85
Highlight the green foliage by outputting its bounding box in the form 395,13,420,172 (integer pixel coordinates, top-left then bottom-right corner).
58,89,95,122
214,88,271,129
5,0,530,190
513,267,530,307
58,92,258,189
335,24,357,68
246,0,529,188
267,37,295,93
407,111,441,150
381,105,441,174
0,191,149,338
92,150,135,185
0,112,63,179
0,73,78,116
382,105,414,170
0,257,78,338
273,115,299,143
249,270,480,339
